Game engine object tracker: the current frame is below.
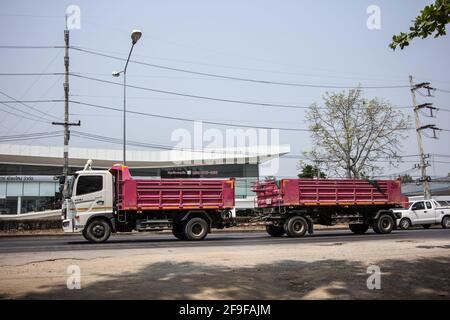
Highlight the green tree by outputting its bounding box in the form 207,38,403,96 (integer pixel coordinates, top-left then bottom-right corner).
306,89,410,179
297,162,326,179
390,0,450,50
399,174,414,183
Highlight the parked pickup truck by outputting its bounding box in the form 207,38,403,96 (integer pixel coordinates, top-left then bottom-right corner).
394,199,450,230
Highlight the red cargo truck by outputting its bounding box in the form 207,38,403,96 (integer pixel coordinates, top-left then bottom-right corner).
252,178,408,237
62,163,235,242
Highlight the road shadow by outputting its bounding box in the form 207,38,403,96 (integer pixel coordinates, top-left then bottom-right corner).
66,230,405,246
16,255,450,300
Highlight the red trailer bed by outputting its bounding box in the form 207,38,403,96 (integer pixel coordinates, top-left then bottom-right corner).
253,178,408,208
110,165,235,211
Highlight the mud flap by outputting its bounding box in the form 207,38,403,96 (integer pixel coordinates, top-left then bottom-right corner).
305,217,314,235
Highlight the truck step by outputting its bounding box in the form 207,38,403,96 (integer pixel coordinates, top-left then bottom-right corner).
136,219,173,232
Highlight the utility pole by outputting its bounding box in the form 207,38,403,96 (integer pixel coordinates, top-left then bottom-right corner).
52,23,80,198
409,75,440,199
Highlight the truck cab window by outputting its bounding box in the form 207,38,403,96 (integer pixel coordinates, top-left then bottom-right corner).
76,176,103,196
412,202,425,210
426,201,432,209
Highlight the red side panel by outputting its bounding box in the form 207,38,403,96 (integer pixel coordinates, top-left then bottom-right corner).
121,180,137,209
110,165,234,211
282,179,300,205
253,178,407,208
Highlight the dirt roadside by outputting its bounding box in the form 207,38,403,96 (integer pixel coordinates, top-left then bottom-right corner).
0,233,449,299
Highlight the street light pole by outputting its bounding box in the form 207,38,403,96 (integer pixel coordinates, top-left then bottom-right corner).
113,30,142,166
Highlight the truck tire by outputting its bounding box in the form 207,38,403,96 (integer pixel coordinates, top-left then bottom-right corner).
184,217,208,241
284,216,308,238
422,224,432,229
441,216,450,229
266,225,285,237
373,215,394,234
349,223,369,234
172,225,187,240
84,218,111,243
399,218,411,230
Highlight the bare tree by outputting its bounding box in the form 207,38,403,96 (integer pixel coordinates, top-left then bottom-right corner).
306,89,410,179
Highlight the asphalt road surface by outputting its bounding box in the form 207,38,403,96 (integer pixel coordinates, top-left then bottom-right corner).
0,228,449,254
1,228,449,299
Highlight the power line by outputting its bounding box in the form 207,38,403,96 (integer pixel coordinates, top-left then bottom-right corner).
71,74,312,110
0,99,64,104
0,73,64,76
0,131,63,140
71,46,411,90
71,74,416,111
68,100,450,133
0,45,64,49
0,104,51,123
0,90,61,121
0,102,51,122
1,73,446,112
69,100,311,131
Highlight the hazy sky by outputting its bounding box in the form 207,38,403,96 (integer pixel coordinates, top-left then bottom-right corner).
0,0,449,178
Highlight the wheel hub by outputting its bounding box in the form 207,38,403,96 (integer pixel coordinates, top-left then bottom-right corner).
293,221,304,233
93,225,105,237
192,223,204,236
381,219,391,229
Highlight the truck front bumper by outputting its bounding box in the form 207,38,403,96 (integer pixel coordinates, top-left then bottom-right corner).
62,219,74,233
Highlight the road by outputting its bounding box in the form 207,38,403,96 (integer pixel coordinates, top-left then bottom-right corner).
1,228,449,299
1,228,449,254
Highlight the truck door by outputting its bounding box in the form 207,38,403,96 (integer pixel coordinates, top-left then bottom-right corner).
422,201,436,224
410,201,426,224
72,175,105,216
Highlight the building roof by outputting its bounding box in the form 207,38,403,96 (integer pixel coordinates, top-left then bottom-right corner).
0,143,290,168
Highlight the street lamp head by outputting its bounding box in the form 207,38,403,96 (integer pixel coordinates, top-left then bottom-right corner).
112,71,121,77
131,29,142,45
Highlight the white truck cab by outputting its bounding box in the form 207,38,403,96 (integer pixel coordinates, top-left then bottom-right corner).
62,167,114,236
394,199,450,230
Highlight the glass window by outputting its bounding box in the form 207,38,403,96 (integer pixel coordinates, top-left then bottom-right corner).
0,182,6,197
0,197,18,215
20,196,57,213
425,201,432,209
6,182,23,197
40,182,57,197
412,202,425,210
23,182,40,196
76,176,103,196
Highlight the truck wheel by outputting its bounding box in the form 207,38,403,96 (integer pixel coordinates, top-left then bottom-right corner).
373,215,394,234
284,216,308,238
184,217,208,241
441,216,450,229
349,224,369,234
172,224,186,240
84,218,111,243
422,224,432,229
399,218,411,230
266,225,285,237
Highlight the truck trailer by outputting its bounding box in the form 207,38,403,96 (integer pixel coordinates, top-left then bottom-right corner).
62,162,235,242
252,178,409,237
